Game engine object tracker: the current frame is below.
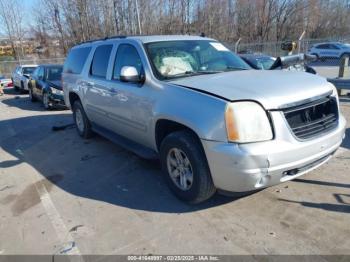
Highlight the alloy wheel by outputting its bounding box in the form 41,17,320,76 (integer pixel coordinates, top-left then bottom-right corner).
166,148,193,191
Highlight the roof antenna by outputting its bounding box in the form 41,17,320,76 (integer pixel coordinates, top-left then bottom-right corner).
200,32,206,37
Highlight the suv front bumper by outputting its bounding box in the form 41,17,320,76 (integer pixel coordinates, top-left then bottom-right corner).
201,112,347,192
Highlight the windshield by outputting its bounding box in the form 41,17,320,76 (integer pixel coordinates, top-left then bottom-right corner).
254,57,276,70
47,66,63,81
338,43,350,48
145,40,250,80
22,67,36,75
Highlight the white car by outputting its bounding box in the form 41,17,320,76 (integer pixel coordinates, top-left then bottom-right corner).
11,64,38,92
0,75,13,88
309,42,350,59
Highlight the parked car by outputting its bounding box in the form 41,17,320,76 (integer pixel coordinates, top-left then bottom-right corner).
239,53,317,74
11,64,38,92
62,35,346,203
0,75,13,88
308,42,350,59
28,64,65,109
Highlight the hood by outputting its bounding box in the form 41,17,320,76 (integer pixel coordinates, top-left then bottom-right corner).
48,80,62,90
170,70,333,110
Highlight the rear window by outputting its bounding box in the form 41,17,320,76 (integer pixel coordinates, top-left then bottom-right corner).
63,47,92,74
90,44,113,78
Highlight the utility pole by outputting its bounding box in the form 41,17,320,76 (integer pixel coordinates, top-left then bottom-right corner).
135,0,142,35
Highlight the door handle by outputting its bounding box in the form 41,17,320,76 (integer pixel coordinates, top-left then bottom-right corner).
86,81,94,88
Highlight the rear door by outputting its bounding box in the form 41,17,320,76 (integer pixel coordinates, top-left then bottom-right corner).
29,67,40,92
83,44,115,129
33,67,45,97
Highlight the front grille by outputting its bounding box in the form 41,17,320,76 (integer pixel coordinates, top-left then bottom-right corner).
282,96,338,139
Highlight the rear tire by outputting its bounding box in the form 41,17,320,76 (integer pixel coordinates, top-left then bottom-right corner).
72,100,93,139
311,53,319,60
160,130,216,204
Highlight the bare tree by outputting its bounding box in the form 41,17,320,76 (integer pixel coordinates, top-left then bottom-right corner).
0,0,25,60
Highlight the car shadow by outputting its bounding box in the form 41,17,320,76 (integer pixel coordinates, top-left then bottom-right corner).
293,178,350,189
341,128,350,150
286,180,350,214
0,113,236,213
1,88,66,112
278,198,350,213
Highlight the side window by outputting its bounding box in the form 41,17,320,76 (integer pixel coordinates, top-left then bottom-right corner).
318,44,330,49
63,47,92,74
90,44,113,78
32,67,40,77
330,44,340,50
38,67,44,80
113,44,143,80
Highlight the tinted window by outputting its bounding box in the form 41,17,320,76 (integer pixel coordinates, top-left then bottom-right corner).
113,44,143,80
46,66,63,81
329,44,340,49
32,67,40,77
22,67,36,75
317,44,330,49
90,45,113,78
37,67,45,80
63,47,92,74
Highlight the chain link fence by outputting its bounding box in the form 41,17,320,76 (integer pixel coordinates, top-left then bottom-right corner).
226,37,350,80
0,57,65,78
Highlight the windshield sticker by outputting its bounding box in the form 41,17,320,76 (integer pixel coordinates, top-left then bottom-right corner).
210,42,229,51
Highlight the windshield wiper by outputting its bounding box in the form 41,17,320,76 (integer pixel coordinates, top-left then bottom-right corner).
165,70,223,79
225,66,249,71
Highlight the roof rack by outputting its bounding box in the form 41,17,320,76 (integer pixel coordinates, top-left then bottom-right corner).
77,35,127,45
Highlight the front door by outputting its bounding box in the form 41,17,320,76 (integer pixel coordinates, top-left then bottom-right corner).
106,43,153,147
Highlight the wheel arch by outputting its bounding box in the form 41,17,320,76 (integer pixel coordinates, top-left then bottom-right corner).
154,118,203,152
68,92,81,108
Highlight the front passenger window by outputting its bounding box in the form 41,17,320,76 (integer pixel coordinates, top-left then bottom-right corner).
113,44,143,80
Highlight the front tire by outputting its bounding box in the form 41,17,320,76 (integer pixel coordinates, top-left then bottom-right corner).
29,88,36,102
72,100,93,139
160,130,216,204
42,92,51,110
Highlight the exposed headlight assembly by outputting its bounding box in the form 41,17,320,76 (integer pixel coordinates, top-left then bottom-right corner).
51,88,64,95
225,101,273,143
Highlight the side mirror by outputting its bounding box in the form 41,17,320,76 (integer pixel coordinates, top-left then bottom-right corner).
120,66,141,83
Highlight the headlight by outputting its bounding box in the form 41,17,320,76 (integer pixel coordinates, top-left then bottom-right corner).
225,101,273,143
51,88,64,95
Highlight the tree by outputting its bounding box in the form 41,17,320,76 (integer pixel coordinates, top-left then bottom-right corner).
0,0,25,60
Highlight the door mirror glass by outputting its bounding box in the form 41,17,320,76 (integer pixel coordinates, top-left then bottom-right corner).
120,66,140,83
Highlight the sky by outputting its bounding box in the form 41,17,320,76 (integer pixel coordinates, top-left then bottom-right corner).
0,0,38,36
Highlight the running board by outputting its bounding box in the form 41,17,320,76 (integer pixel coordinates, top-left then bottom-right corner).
91,123,158,160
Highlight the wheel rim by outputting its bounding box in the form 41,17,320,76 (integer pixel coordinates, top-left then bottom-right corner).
43,93,49,108
75,108,84,133
166,148,193,191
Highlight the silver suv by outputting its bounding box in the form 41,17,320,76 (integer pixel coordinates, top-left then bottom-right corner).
62,35,346,203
